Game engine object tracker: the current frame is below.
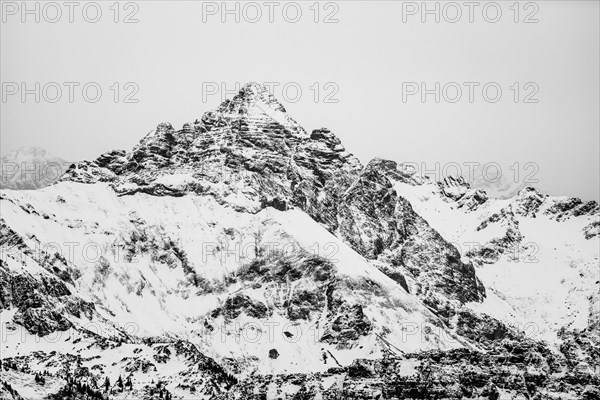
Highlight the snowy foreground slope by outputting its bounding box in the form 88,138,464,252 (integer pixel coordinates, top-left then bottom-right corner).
1,83,598,399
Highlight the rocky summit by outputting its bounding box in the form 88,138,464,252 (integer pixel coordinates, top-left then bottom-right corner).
1,82,598,399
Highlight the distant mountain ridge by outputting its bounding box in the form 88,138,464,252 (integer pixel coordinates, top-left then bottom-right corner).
0,146,70,190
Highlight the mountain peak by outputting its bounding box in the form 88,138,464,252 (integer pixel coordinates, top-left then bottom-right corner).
217,81,288,116
239,81,264,96
235,81,276,105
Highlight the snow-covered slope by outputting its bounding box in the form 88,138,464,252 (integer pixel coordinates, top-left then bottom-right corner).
386,164,599,343
1,182,462,364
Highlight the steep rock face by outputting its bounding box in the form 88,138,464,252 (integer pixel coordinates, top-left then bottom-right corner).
338,159,486,305
337,159,401,259
60,84,362,228
60,149,127,184
0,218,98,336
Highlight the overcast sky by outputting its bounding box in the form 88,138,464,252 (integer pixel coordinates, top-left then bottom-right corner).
1,1,598,200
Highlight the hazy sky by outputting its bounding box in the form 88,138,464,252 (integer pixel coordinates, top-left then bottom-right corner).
1,1,599,200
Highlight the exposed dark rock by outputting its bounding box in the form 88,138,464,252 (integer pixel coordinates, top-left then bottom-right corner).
13,308,72,336
320,301,372,347
338,159,486,305
211,293,270,320
545,197,599,221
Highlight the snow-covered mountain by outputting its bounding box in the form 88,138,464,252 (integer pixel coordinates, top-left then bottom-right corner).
1,83,598,399
463,163,528,200
0,147,70,190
